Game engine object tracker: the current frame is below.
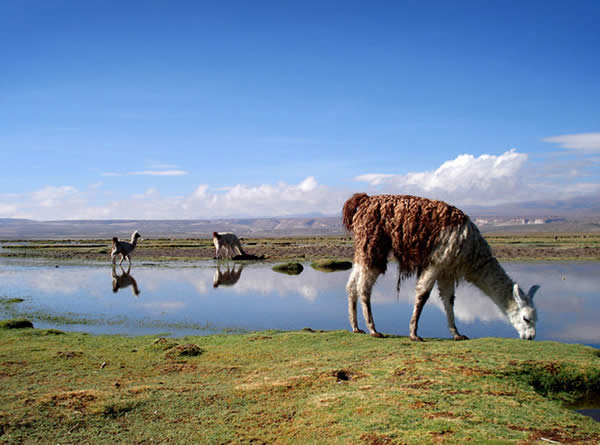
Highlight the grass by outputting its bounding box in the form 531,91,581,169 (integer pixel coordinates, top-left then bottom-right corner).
311,259,353,272
0,325,599,443
272,262,304,275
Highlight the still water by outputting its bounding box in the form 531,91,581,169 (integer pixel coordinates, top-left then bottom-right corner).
0,259,598,345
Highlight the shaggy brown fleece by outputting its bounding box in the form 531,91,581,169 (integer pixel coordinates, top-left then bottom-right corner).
342,193,469,277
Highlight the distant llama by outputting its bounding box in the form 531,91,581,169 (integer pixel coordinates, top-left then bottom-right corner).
111,231,142,266
213,232,245,259
342,193,539,341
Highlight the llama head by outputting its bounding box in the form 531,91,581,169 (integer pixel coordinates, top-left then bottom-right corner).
509,284,540,340
132,231,142,242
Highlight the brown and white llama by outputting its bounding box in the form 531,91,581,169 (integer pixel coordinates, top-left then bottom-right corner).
342,193,540,341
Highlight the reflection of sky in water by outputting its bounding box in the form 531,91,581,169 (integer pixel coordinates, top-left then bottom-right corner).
0,260,598,345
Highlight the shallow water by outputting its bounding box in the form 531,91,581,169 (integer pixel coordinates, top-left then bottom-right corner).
0,259,598,346
567,392,600,422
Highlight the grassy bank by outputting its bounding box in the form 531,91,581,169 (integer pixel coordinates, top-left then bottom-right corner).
1,326,599,443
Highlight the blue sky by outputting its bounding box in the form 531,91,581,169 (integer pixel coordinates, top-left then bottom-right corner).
1,0,599,219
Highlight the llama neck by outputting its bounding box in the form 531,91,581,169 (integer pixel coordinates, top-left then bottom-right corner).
467,258,518,315
130,235,138,246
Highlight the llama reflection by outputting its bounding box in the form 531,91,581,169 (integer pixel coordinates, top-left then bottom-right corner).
111,264,140,296
213,263,244,288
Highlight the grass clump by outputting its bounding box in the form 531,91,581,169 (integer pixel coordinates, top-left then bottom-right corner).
272,262,304,275
509,360,600,397
165,343,204,359
310,259,353,272
0,318,34,329
0,297,25,305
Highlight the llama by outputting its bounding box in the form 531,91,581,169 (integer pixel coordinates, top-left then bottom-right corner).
213,232,245,259
342,193,540,341
111,231,142,266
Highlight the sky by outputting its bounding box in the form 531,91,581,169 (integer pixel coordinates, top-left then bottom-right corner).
1,0,599,220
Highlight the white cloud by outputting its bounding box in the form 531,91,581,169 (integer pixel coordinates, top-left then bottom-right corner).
1,149,598,220
129,170,188,176
0,203,18,217
355,149,531,205
543,132,600,152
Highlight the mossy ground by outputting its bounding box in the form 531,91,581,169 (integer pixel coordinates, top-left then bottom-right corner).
1,326,599,444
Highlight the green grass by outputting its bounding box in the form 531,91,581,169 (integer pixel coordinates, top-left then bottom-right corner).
0,326,598,443
310,259,353,272
272,262,304,275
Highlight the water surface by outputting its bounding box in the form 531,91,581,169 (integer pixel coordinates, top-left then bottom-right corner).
0,259,598,346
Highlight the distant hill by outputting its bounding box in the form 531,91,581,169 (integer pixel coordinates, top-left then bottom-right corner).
1,195,598,239
0,217,345,239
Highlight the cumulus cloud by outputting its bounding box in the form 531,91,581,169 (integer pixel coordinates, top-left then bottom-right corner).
355,149,531,205
0,176,349,220
543,132,600,152
1,149,598,220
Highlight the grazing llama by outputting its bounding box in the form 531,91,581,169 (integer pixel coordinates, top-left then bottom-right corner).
342,193,540,341
111,231,142,266
213,232,245,259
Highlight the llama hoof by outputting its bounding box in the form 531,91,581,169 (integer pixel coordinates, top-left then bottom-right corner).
370,332,384,338
353,329,366,334
409,335,424,342
453,335,469,341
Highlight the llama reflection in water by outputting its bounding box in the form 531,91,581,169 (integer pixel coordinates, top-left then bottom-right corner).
111,264,140,296
213,263,244,288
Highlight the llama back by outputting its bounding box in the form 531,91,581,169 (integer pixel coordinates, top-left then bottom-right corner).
344,194,475,277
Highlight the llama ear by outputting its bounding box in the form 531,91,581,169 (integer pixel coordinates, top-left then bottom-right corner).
527,285,540,300
513,283,524,308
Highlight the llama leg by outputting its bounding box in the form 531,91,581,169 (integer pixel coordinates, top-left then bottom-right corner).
409,271,436,341
346,265,363,334
438,278,468,340
235,241,245,256
357,265,383,338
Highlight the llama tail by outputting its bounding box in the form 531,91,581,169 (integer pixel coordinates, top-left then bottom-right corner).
342,193,369,232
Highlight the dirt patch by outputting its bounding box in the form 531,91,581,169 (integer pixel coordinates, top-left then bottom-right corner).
329,369,366,382
39,389,100,411
56,351,84,359
360,432,402,445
